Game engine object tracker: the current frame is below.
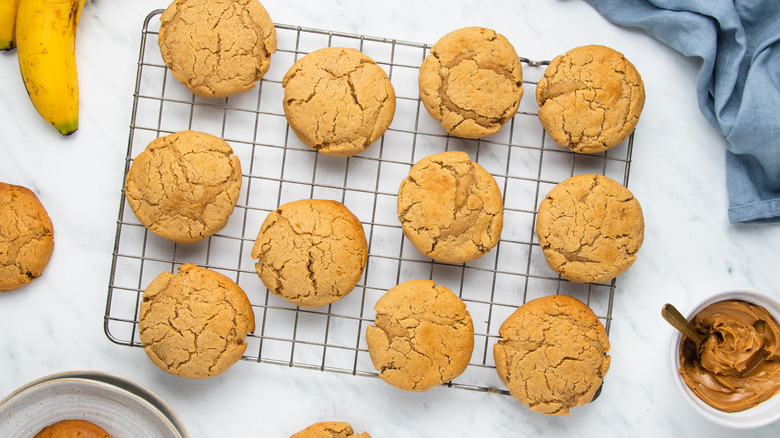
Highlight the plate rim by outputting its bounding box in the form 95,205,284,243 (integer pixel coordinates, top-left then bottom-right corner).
0,370,188,438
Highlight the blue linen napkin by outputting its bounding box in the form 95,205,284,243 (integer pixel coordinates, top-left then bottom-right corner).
585,0,780,223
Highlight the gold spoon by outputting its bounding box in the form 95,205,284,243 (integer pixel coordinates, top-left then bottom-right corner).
662,303,707,351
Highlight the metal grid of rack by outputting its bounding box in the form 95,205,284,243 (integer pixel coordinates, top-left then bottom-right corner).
105,9,634,395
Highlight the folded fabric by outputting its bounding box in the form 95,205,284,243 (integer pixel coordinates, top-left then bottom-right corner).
585,0,780,223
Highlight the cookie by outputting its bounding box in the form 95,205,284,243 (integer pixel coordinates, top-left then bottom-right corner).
418,26,523,139
366,279,474,392
535,174,644,283
251,199,368,308
536,44,645,154
158,0,277,98
33,419,112,438
290,421,371,438
0,182,54,293
138,264,255,379
397,151,503,263
124,130,242,244
493,294,610,416
282,47,396,157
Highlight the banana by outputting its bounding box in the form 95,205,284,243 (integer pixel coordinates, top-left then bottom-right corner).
15,0,86,135
0,0,21,50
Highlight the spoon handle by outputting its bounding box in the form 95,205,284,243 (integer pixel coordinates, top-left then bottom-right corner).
661,303,706,346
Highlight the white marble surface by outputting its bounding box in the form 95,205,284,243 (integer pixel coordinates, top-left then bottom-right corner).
2,0,780,436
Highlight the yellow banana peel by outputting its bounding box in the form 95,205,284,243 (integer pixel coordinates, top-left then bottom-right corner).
15,0,86,136
0,0,21,50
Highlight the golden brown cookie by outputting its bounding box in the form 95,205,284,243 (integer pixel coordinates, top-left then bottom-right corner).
290,421,371,438
493,294,610,416
282,47,396,157
138,264,255,379
33,419,112,438
535,174,644,283
251,199,368,308
397,151,503,264
418,26,523,139
366,279,474,392
124,130,242,244
536,44,645,154
158,0,277,98
0,182,54,293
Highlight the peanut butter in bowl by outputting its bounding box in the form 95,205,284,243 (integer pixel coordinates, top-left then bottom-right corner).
679,299,780,413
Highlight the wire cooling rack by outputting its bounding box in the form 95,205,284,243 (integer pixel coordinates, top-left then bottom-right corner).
105,9,635,395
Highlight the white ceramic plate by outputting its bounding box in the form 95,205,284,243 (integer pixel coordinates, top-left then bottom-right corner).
0,371,187,437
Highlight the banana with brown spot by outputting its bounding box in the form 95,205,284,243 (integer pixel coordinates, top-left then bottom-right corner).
0,0,21,50
15,0,86,135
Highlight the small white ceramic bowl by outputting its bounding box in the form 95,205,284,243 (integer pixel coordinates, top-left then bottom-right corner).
668,288,780,429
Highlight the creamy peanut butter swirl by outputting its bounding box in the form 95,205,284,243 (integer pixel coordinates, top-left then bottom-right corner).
679,299,780,412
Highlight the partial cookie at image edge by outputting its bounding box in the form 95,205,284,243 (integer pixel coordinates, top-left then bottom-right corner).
0,182,54,293
33,419,112,438
290,421,371,438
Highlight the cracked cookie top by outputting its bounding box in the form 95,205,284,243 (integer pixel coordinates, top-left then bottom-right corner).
0,182,54,293
33,420,112,438
535,174,644,283
124,130,242,244
418,26,523,139
536,44,645,154
158,0,277,98
493,294,610,416
366,279,474,392
282,47,396,157
251,199,368,308
290,421,371,438
397,151,503,264
138,264,255,379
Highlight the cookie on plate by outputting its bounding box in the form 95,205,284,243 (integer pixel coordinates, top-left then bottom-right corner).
251,199,368,308
124,130,242,244
366,279,474,392
33,419,112,438
158,0,277,98
138,264,255,379
397,151,503,264
536,44,645,154
0,182,54,293
493,294,610,416
282,47,396,157
418,26,523,139
535,174,644,283
290,421,371,438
